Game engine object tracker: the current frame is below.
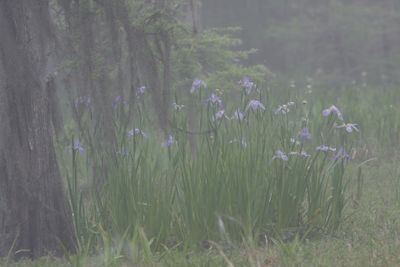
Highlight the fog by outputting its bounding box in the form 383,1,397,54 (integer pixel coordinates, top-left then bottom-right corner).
203,0,400,87
0,0,399,262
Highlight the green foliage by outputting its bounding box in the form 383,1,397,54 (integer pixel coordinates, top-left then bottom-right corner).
63,78,356,258
305,85,400,156
172,27,272,94
53,84,400,267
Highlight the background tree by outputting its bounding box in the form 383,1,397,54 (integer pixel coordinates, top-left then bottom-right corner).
0,0,76,259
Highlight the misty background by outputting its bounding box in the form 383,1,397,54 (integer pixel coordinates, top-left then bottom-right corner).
202,0,400,87
1,0,400,262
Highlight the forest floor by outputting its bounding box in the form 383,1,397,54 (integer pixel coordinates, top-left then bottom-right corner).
3,157,400,267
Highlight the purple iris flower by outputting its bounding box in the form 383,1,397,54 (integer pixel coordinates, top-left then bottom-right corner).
273,150,289,161
298,127,311,141
190,79,206,94
231,109,245,120
322,109,330,117
208,93,223,108
128,128,147,138
245,100,266,112
74,96,91,108
214,109,226,121
137,86,146,96
71,140,85,155
332,147,351,161
239,76,254,94
316,145,336,152
275,105,289,115
161,135,175,148
336,123,359,133
275,102,295,115
322,105,344,121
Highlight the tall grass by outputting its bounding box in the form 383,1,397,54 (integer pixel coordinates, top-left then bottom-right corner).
63,80,393,260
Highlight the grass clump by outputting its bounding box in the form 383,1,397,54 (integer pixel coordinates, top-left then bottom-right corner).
62,77,358,262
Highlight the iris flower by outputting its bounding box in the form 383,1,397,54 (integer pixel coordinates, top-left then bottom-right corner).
332,147,351,161
273,150,289,161
239,76,254,94
246,100,266,112
214,109,226,121
336,123,359,133
161,135,175,148
128,128,147,138
316,145,336,152
275,105,289,115
190,79,206,94
322,105,344,121
71,140,85,155
208,93,223,108
74,96,91,108
275,102,294,115
137,86,146,96
231,109,245,120
298,127,311,141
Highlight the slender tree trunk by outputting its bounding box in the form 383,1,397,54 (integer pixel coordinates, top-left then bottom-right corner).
0,0,76,259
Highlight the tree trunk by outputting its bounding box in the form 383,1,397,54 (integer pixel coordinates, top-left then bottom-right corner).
0,0,76,259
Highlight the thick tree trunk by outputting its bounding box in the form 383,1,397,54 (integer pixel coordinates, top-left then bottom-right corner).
0,0,76,259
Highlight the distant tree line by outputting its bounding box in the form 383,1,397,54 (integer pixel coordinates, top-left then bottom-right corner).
203,0,400,86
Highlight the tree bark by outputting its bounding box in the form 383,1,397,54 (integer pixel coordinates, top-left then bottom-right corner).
0,0,76,259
